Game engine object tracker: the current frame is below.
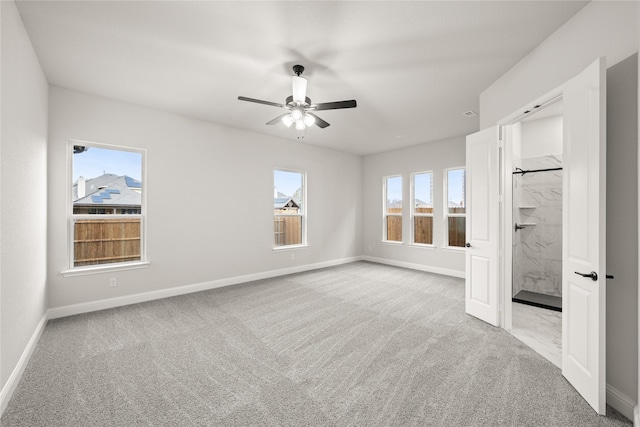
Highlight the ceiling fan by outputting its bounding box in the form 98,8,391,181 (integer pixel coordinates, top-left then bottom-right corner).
238,65,357,130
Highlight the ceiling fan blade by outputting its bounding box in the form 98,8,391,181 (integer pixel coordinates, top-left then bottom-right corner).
266,113,290,125
238,96,285,108
306,113,330,129
311,100,357,111
291,76,308,104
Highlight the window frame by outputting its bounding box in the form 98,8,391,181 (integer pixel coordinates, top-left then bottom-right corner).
444,166,466,250
410,171,434,247
273,168,307,250
382,174,403,243
62,139,149,277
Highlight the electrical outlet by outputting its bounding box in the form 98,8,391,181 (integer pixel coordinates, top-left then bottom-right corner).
109,277,117,287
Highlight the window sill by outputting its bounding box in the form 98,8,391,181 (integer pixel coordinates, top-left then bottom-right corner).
273,244,309,252
442,246,465,253
408,243,436,249
381,240,403,246
61,261,150,277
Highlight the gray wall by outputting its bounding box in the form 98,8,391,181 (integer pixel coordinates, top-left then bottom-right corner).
0,0,49,400
480,1,639,417
362,136,466,276
47,87,363,309
605,53,638,416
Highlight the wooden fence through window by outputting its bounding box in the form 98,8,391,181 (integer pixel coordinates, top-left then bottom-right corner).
448,207,466,247
386,208,403,241
386,207,466,246
74,218,141,266
274,215,302,246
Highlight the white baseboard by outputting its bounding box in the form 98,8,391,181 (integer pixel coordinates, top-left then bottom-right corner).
362,255,465,278
0,311,49,416
606,383,636,421
48,256,364,319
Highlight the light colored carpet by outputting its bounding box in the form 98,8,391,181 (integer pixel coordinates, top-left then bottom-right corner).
1,261,631,426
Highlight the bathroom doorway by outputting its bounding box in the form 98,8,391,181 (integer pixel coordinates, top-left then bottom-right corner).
466,57,606,413
508,98,564,367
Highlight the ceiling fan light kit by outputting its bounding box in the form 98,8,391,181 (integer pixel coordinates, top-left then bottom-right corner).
238,65,357,132
303,114,315,127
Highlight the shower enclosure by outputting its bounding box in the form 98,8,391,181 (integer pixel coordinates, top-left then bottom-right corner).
512,155,563,311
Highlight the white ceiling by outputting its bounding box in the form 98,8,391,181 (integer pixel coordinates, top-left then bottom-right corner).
15,1,587,156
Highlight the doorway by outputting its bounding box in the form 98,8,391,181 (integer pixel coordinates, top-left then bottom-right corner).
465,57,606,414
507,98,564,368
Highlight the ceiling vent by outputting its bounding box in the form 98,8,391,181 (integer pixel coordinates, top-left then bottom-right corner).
463,110,477,118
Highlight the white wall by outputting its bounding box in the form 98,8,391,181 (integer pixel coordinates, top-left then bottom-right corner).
521,115,563,158
362,136,466,276
0,0,49,407
480,1,639,419
47,87,362,309
481,1,639,129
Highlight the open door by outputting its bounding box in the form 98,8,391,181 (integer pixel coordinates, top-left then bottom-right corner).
465,126,500,326
562,57,606,414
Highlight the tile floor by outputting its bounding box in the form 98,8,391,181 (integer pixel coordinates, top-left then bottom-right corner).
510,301,562,368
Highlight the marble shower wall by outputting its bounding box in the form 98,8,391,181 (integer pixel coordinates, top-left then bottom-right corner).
512,155,523,296
513,155,562,297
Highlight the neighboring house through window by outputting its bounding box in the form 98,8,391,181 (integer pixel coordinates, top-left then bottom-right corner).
274,169,305,247
70,142,145,269
384,175,402,242
445,167,466,247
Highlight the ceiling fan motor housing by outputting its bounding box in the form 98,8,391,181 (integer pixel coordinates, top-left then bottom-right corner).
293,64,304,76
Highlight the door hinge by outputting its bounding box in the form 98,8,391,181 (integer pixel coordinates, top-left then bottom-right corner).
498,139,504,149
498,194,504,203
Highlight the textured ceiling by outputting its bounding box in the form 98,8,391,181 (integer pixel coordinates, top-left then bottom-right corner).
16,1,587,155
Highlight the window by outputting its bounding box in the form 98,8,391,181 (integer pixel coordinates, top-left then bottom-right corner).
445,168,466,247
274,169,305,247
70,142,145,269
384,175,402,242
412,172,433,245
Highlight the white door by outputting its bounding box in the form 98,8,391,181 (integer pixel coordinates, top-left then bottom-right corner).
562,57,606,414
465,126,500,326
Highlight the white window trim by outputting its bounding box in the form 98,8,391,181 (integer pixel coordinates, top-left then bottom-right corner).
273,168,307,250
61,261,150,278
410,171,435,247
382,174,403,243
444,166,466,249
65,139,148,275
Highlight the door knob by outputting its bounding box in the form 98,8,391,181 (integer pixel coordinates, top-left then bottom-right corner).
574,271,598,281
465,242,472,248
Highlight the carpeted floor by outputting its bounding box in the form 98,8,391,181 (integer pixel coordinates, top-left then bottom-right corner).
1,261,631,426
